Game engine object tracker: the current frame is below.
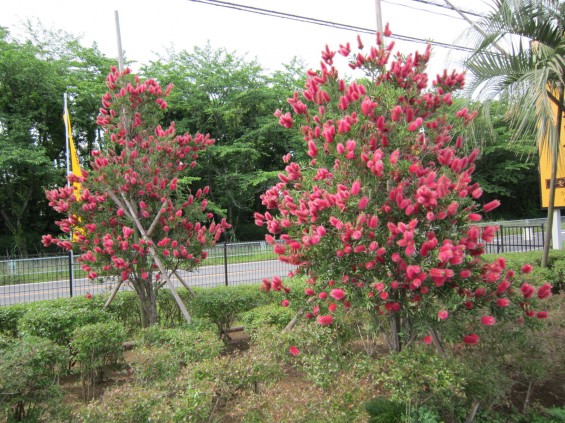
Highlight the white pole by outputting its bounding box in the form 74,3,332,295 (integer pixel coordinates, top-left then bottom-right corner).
374,0,383,34
552,209,562,249
115,10,124,72
63,93,75,296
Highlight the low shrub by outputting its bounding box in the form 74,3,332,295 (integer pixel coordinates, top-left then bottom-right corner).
252,323,350,389
137,325,223,364
17,301,107,347
0,335,69,421
78,385,167,423
88,291,142,334
240,303,295,330
188,285,269,333
233,366,373,422
186,349,284,400
365,397,404,423
155,288,192,328
373,344,466,416
0,303,27,337
128,346,182,385
71,321,126,400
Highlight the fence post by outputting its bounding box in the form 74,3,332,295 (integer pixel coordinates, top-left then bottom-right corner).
68,250,74,297
224,240,229,286
498,225,504,254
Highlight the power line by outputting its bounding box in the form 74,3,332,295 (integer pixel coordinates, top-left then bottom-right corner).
382,0,467,21
407,0,485,18
187,0,475,53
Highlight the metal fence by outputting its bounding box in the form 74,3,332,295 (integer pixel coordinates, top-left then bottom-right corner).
0,221,552,306
0,241,294,306
483,224,545,255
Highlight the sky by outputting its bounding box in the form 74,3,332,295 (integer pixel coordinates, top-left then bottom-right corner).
1,0,490,80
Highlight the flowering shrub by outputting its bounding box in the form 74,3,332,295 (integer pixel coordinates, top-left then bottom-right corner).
256,28,552,351
43,67,230,326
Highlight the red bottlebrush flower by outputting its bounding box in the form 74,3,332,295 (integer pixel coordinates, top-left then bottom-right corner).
468,213,482,222
537,283,552,299
279,112,293,128
408,117,423,132
305,288,315,296
317,315,334,326
318,292,328,300
438,310,449,320
521,264,533,274
483,200,500,212
330,288,346,301
481,315,496,326
521,283,535,299
289,345,300,357
361,97,377,116
328,303,337,313
41,234,54,247
391,105,402,122
85,292,92,299
463,333,480,345
358,196,369,210
536,311,549,319
496,298,510,307
423,335,433,345
281,299,290,307
260,278,272,292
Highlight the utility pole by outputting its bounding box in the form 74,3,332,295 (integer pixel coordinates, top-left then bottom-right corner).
375,0,383,34
114,10,125,72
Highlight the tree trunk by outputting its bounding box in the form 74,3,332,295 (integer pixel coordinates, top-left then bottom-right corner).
542,87,564,267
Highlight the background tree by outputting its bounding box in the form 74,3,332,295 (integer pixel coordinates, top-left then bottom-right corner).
0,25,113,255
43,67,229,327
463,0,565,266
471,100,541,219
142,45,305,240
257,31,552,352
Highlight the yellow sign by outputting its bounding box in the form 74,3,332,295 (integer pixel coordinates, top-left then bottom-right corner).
539,94,565,208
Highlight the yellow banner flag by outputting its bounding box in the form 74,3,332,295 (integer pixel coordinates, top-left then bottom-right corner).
64,108,82,199
539,89,565,208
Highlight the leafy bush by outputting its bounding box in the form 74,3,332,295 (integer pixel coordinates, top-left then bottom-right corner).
0,303,27,337
71,321,126,400
78,385,167,423
128,346,182,385
187,350,283,400
17,301,107,347
374,345,466,414
365,397,404,423
155,288,192,328
240,303,295,330
188,285,268,333
137,325,223,364
0,336,68,421
88,291,142,334
252,323,350,389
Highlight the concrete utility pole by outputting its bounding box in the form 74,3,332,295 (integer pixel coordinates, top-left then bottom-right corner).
375,0,383,34
114,10,125,72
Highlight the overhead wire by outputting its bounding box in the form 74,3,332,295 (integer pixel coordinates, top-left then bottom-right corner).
381,0,467,21
186,0,476,53
405,0,486,18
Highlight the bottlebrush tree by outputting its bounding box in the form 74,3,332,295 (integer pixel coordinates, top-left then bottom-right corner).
43,67,230,327
256,28,552,352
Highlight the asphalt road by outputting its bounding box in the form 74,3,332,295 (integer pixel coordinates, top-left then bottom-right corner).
0,260,295,306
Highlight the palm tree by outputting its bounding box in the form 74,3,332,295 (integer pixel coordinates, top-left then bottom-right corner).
462,0,565,267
